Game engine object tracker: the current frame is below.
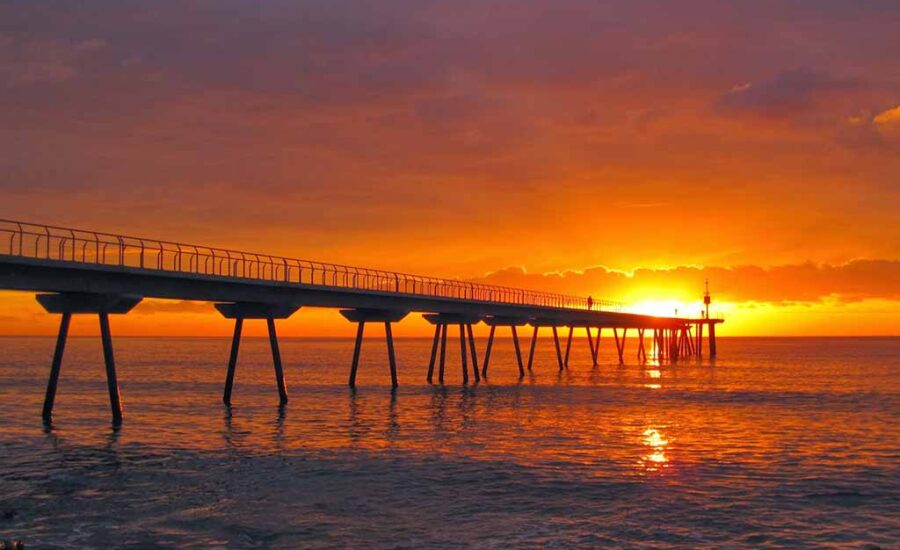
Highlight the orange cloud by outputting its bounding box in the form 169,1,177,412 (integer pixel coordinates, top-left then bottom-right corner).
874,105,900,125
476,260,900,305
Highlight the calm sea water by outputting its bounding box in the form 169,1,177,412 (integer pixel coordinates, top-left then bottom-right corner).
0,335,897,548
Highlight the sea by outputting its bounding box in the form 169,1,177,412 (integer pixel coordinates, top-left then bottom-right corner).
0,336,897,548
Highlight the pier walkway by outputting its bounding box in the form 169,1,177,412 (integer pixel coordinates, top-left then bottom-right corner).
0,219,722,424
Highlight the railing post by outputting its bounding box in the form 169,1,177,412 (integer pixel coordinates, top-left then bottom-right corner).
117,236,125,266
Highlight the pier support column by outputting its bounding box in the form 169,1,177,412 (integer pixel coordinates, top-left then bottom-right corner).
511,326,525,377
439,324,448,383
552,327,564,371
709,323,717,358
613,328,626,365
42,312,71,423
385,322,399,388
466,324,480,382
267,318,289,403
670,328,680,361
481,325,496,378
479,316,528,378
350,321,365,388
637,328,647,363
99,312,123,423
696,323,704,358
223,318,243,406
340,309,409,389
526,319,566,372
527,326,539,371
427,323,441,383
563,326,574,368
458,324,469,385
423,313,482,384
36,293,142,425
216,302,301,404
588,328,600,366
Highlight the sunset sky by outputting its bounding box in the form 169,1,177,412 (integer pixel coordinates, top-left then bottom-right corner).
1,1,898,336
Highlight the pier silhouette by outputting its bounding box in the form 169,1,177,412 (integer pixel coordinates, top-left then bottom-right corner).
0,219,722,424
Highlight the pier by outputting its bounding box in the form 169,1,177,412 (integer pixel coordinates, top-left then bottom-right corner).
0,219,723,424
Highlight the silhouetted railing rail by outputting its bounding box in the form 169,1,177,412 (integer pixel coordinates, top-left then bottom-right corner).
0,220,622,312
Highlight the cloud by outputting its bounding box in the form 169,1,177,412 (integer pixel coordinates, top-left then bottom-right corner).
0,35,106,86
835,104,900,152
874,105,900,125
715,68,859,119
474,260,900,305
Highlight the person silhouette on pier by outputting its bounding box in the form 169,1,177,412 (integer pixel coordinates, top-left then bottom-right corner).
588,296,593,310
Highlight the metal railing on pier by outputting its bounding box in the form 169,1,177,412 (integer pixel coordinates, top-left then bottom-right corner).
0,220,623,312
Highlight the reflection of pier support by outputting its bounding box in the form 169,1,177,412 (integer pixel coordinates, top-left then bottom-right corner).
216,302,300,404
37,292,143,425
481,316,527,378
340,308,409,389
423,313,481,384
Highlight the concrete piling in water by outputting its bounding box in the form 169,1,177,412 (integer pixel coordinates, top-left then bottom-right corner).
511,326,525,377
481,316,529,378
423,313,482,384
215,302,300,404
267,318,288,403
587,327,600,366
466,324,480,382
36,293,142,425
439,324,448,383
563,326,574,368
527,326,539,372
42,312,71,424
612,328,624,365
458,324,469,385
339,308,408,389
481,325,496,378
427,324,440,383
99,312,123,423
552,326,564,371
637,328,647,363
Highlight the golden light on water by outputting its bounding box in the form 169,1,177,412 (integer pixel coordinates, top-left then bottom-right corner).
641,428,671,472
644,369,662,389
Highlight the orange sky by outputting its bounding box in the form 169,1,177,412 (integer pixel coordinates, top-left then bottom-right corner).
0,1,898,336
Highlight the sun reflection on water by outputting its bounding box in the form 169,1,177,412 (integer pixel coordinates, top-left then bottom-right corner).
641,427,671,472
644,369,662,389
